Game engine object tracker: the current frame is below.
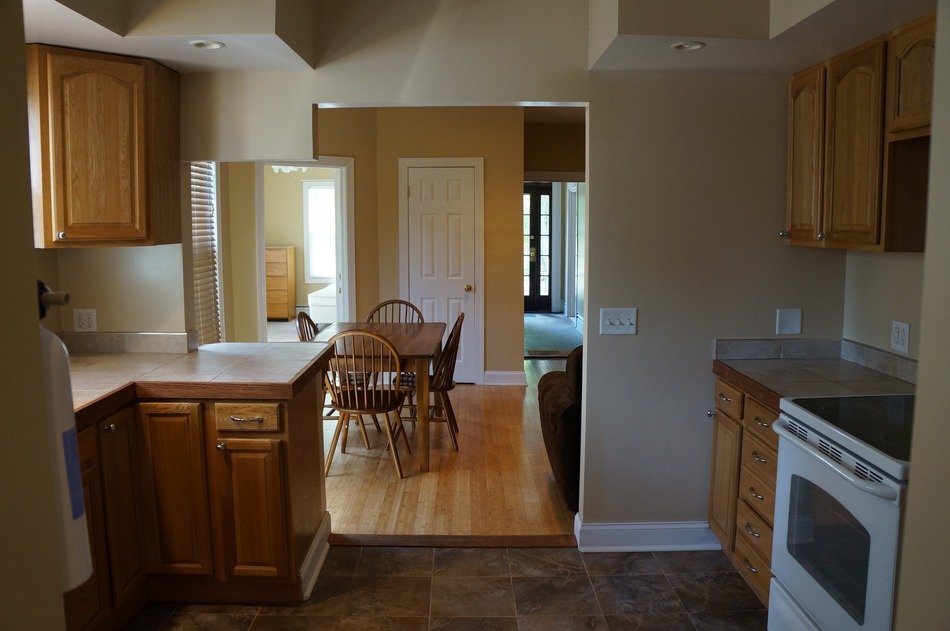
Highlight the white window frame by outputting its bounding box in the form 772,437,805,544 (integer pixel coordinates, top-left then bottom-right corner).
302,176,341,284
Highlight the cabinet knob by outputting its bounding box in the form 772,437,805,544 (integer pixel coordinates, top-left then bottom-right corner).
105,423,117,433
706,409,717,418
778,230,789,238
817,232,827,240
57,231,67,240
216,442,226,451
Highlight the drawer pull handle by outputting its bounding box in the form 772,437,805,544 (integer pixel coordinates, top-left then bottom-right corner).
105,423,117,433
748,487,765,501
229,415,265,424
742,558,759,573
706,410,717,418
755,418,771,428
744,522,761,538
752,451,768,464
216,442,226,451
718,393,732,403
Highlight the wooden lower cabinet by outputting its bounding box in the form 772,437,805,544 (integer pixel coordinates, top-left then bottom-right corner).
63,407,148,630
138,402,214,576
708,376,779,605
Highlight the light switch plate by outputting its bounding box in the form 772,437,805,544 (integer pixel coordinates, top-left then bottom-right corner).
775,308,802,335
600,307,637,335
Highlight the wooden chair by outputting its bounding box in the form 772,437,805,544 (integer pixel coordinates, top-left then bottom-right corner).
298,311,379,446
323,330,411,478
295,311,319,342
366,299,424,324
398,313,464,451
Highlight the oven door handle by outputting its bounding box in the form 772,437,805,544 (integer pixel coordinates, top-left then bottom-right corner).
774,421,898,501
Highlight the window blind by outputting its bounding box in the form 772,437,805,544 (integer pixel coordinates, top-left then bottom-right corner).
190,161,221,345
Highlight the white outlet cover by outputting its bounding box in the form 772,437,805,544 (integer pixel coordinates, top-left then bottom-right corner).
891,320,910,354
776,308,802,335
73,308,97,332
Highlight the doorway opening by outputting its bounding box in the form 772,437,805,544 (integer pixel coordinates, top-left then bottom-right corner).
523,180,585,358
260,158,356,342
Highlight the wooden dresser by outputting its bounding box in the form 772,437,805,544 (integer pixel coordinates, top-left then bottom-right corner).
265,246,295,321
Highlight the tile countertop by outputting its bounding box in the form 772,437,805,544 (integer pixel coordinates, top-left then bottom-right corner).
713,358,915,410
69,342,331,418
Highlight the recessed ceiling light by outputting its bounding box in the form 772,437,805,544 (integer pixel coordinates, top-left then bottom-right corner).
189,40,225,50
670,40,706,51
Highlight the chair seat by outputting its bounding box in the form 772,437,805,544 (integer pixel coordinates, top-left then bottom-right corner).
333,387,405,414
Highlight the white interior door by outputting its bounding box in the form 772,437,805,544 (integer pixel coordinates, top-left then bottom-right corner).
407,166,477,383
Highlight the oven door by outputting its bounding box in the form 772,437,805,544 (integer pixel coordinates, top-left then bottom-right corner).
771,418,904,631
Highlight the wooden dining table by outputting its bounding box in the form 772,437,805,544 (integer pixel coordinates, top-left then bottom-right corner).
313,321,447,473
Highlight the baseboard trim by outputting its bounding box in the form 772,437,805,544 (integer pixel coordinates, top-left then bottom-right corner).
299,511,331,600
483,370,527,386
574,515,722,552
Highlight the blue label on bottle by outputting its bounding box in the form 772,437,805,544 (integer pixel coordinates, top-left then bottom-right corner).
62,427,84,520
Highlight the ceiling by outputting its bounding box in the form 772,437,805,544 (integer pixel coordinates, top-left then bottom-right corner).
22,0,937,76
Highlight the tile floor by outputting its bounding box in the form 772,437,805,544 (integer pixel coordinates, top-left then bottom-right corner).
124,547,766,630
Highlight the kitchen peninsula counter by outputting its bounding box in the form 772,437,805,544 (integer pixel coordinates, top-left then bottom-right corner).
70,341,331,428
713,357,915,410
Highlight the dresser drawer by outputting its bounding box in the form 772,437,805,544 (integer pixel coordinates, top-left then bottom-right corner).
739,465,775,525
743,397,778,450
734,528,771,600
265,248,288,263
265,262,288,277
741,431,777,489
736,498,773,564
714,379,744,420
214,402,282,432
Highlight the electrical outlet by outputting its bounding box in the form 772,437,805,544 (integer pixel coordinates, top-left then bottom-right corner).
73,308,97,332
890,320,909,354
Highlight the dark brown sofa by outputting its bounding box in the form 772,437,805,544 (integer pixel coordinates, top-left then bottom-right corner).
537,345,582,512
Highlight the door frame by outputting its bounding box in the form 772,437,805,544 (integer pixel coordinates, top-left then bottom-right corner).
254,157,357,341
398,157,485,384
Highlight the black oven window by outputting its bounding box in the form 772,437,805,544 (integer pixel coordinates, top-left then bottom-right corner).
787,474,870,624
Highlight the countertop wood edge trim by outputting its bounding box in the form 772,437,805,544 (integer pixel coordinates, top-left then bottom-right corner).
74,383,137,428
712,360,781,411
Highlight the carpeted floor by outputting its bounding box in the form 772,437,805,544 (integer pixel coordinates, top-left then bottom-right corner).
524,313,583,358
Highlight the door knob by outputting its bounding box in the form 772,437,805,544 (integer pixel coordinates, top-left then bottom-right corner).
464,284,473,293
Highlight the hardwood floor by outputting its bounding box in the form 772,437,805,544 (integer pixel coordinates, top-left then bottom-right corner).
324,359,574,538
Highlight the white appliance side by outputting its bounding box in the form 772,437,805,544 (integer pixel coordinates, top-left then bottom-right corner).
768,578,822,631
40,326,92,590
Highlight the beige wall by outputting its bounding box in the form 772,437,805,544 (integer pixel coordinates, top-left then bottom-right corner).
218,162,261,341
317,107,379,319
263,165,337,306
0,2,68,624
127,0,275,34
524,122,585,175
769,0,836,37
583,72,847,522
376,107,525,372
617,0,769,39
895,2,950,627
55,245,187,333
589,0,620,68
843,252,924,358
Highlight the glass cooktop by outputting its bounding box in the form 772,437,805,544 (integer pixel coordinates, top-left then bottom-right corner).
790,395,915,462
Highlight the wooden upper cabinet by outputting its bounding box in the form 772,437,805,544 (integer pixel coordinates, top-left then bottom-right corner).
26,44,181,248
786,64,825,245
887,14,936,134
822,40,885,248
138,402,214,576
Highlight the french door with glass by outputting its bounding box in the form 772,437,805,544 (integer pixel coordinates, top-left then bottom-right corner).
523,183,552,312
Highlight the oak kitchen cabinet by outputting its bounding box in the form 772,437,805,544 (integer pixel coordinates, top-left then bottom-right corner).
783,14,934,251
63,406,148,631
707,377,779,605
26,44,180,248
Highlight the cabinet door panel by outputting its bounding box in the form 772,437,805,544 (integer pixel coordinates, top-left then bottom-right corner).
213,438,289,579
888,15,935,132
708,414,742,550
823,42,884,247
98,407,146,606
48,52,147,241
786,64,824,244
139,402,213,575
63,428,111,630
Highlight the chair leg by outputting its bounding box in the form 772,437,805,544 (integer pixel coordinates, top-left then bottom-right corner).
370,414,382,433
439,391,459,452
324,413,346,476
381,410,404,479
356,414,371,449
394,412,412,453
341,414,349,453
